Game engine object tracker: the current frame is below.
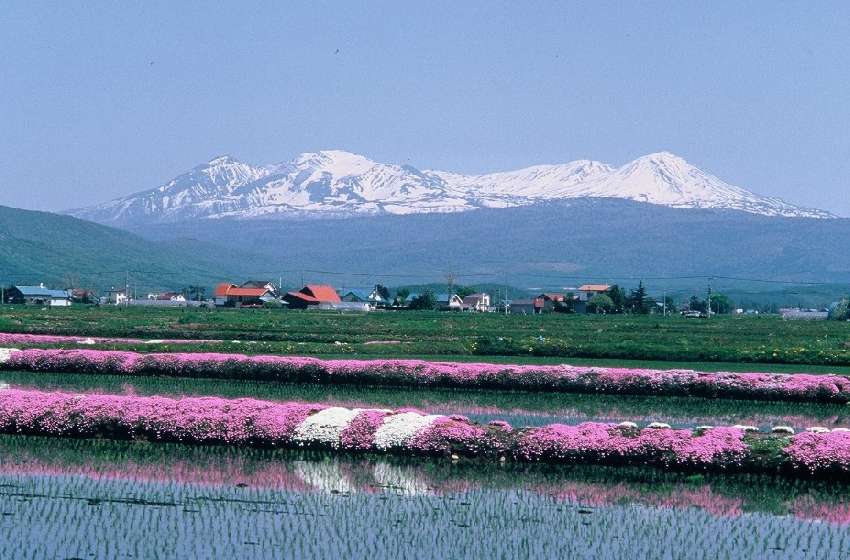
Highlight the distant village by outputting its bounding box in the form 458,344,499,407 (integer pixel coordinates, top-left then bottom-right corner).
0,281,841,320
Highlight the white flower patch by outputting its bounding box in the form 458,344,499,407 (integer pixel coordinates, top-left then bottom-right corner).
373,461,431,496
806,426,831,433
143,340,165,344
293,407,362,448
76,338,96,345
374,412,443,450
617,421,638,429
294,460,355,494
832,428,850,433
771,426,795,434
0,382,8,391
732,424,759,433
0,348,20,364
646,422,671,429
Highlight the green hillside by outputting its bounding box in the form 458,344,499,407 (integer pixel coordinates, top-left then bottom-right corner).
0,205,261,292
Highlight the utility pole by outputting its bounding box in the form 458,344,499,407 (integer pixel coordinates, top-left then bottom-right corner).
707,277,712,319
662,287,667,317
504,273,509,315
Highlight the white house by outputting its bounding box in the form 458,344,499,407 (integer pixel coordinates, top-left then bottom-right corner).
462,293,491,312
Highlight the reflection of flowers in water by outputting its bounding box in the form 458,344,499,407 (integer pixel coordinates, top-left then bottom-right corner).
372,462,432,496
293,460,356,494
3,437,850,526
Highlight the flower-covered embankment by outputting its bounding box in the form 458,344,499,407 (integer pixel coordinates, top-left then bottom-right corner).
2,388,850,477
2,347,849,403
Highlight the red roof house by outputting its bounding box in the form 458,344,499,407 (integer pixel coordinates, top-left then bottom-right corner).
283,284,341,309
214,283,274,307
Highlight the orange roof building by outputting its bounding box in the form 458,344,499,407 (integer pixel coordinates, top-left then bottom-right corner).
283,284,341,309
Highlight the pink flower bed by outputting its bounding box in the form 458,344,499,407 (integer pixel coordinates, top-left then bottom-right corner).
2,347,849,403
0,387,848,477
518,423,750,468
784,431,850,474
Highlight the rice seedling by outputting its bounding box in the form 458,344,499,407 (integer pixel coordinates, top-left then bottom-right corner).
2,436,850,559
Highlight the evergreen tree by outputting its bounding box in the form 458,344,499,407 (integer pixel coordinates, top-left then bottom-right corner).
606,285,626,313
628,281,649,314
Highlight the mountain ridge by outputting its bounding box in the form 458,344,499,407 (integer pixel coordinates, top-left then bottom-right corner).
67,151,834,225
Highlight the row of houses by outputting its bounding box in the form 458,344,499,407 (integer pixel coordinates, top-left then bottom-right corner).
1,280,611,314
509,284,611,314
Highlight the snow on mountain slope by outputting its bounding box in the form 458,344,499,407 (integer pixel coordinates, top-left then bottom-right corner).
67,150,834,225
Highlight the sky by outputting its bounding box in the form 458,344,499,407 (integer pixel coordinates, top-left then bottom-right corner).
1,1,849,216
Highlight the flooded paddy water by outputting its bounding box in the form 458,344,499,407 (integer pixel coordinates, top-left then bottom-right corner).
1,436,849,559
2,370,848,432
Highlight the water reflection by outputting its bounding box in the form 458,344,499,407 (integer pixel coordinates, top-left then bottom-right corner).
2,370,848,431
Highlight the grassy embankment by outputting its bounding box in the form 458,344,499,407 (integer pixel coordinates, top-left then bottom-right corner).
1,305,849,372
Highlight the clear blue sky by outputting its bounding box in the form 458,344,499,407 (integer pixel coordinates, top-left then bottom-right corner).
1,1,849,215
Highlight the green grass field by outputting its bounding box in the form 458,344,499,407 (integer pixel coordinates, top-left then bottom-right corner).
2,305,850,369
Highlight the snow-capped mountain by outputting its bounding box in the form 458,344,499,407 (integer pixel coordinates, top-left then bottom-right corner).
68,150,834,225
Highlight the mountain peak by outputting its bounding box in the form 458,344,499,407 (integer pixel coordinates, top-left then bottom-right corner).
67,150,835,225
205,154,239,166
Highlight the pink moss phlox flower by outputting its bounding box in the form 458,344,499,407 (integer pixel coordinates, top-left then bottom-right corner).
785,431,850,474
339,409,390,451
2,348,848,403
408,416,488,454
518,422,748,468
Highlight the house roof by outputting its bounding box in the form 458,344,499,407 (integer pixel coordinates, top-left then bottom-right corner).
540,293,565,301
462,294,488,304
15,285,70,299
578,284,611,292
342,289,370,301
511,298,544,307
240,280,276,289
303,284,341,303
214,283,269,298
214,283,236,297
227,287,269,297
285,291,320,303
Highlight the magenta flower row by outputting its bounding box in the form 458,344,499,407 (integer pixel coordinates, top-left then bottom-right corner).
1,388,849,477
2,347,849,403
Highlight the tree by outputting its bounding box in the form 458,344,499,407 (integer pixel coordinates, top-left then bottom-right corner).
184,286,206,302
455,286,476,298
394,288,411,306
587,293,615,314
830,298,849,320
627,282,649,314
689,296,707,313
408,290,436,310
375,284,391,301
554,292,576,313
606,285,626,313
709,293,732,314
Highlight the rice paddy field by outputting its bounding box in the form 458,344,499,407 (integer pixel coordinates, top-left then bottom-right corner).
2,437,850,559
2,305,850,367
2,306,850,557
